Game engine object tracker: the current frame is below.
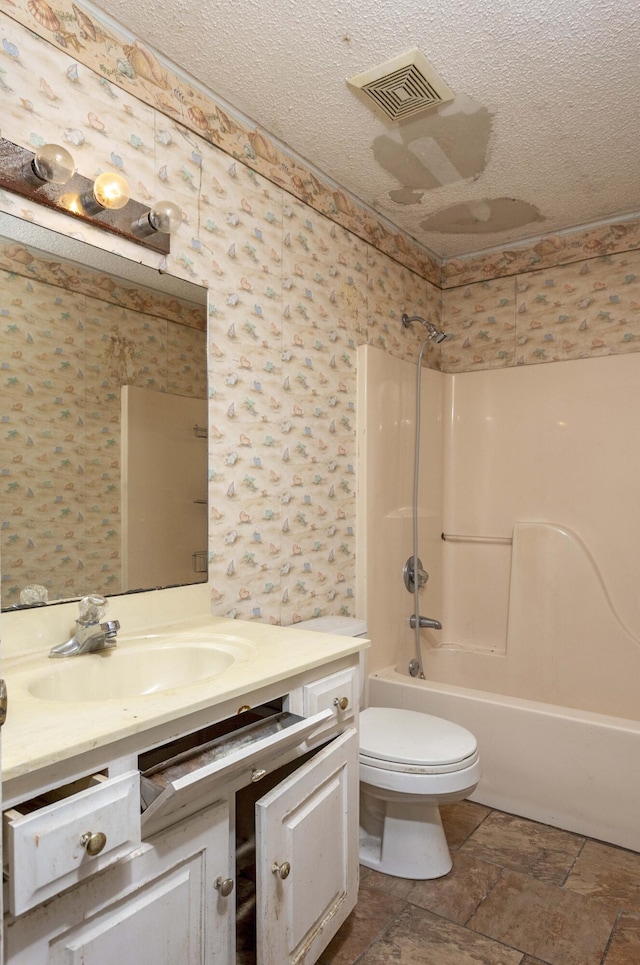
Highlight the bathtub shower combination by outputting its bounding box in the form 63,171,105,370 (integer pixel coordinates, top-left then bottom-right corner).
358,343,640,855
370,520,640,854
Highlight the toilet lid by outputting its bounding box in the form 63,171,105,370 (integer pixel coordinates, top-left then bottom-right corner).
359,707,477,767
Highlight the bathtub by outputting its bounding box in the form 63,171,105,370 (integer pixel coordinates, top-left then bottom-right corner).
368,665,640,853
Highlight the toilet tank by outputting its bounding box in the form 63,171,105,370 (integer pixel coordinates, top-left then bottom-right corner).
293,616,368,638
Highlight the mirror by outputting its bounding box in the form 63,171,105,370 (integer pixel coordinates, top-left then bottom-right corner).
0,212,208,609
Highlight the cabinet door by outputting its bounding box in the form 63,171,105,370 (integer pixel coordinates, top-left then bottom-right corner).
255,727,358,965
5,801,232,965
47,855,207,965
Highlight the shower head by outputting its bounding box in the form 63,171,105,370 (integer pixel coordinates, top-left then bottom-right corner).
401,313,448,343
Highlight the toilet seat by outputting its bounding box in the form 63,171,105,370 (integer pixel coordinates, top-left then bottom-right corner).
359,707,478,774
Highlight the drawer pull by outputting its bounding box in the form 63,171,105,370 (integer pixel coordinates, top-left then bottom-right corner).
237,705,251,714
214,875,235,898
272,860,291,880
80,831,107,856
333,696,349,711
251,767,267,782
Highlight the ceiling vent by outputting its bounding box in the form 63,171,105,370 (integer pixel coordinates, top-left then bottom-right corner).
347,48,454,123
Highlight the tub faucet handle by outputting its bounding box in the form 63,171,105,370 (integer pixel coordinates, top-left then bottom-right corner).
403,556,429,593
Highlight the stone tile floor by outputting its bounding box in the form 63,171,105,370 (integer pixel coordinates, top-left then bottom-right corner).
318,801,640,965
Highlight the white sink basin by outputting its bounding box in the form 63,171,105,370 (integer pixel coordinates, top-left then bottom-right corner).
28,641,249,702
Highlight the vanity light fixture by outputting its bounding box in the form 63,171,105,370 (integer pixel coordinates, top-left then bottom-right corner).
0,136,180,255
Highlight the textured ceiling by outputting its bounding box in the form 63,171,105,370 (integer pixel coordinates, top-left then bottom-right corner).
95,0,640,259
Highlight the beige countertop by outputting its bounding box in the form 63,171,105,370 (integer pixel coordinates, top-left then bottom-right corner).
3,608,368,787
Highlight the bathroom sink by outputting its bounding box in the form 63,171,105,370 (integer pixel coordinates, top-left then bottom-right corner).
27,643,246,702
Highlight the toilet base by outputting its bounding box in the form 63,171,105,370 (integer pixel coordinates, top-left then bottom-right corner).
359,797,453,880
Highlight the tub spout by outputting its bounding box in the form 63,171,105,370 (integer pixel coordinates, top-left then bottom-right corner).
410,614,442,630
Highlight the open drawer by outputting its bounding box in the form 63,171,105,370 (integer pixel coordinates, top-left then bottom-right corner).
140,705,334,837
4,770,140,917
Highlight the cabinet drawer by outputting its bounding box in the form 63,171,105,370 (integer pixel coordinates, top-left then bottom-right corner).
4,770,140,916
140,708,333,837
301,667,357,739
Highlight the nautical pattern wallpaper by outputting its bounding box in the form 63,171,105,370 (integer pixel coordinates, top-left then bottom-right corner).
441,248,640,372
1,1,640,623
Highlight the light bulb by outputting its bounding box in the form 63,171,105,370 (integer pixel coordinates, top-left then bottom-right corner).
31,144,75,185
148,199,182,234
92,172,130,210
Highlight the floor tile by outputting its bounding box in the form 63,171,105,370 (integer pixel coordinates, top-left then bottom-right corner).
564,840,640,912
461,810,585,883
603,913,640,965
440,799,492,849
358,903,523,965
316,884,406,964
365,850,502,924
357,868,416,902
468,868,617,965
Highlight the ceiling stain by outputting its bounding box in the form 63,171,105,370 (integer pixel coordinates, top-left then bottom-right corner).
421,197,545,234
373,94,492,203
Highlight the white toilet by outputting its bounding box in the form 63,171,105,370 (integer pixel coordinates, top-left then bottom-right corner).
293,616,481,880
359,706,480,879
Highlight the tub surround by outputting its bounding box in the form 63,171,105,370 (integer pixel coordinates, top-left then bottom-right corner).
359,346,640,693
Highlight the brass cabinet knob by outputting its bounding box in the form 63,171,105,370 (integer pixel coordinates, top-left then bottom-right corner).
214,876,235,898
272,860,291,880
251,767,267,782
80,831,107,856
333,696,349,711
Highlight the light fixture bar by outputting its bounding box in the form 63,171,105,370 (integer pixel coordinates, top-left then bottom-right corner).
0,137,172,255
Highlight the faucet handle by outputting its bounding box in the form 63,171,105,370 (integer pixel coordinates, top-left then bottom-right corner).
78,594,109,625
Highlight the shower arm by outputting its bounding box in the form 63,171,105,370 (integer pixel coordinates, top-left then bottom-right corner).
401,313,447,343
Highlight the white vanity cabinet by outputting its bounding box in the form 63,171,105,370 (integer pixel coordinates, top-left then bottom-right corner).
3,656,361,965
5,800,233,965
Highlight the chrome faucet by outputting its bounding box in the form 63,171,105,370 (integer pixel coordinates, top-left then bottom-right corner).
49,594,120,658
409,614,442,630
